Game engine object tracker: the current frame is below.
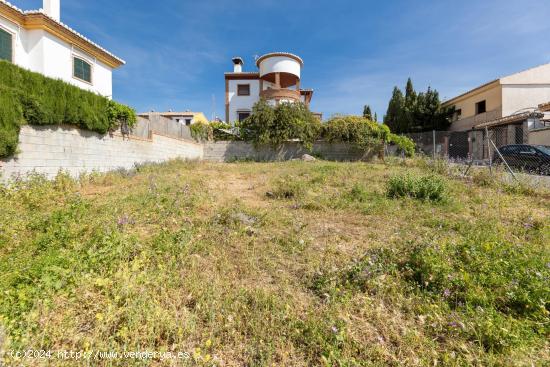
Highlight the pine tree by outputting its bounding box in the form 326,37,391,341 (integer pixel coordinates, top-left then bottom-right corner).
363,105,373,120
384,87,404,133
374,112,378,122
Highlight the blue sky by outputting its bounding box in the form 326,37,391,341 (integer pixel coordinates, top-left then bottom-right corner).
13,0,550,120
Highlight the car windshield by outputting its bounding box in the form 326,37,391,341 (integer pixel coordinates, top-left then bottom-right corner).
536,145,550,155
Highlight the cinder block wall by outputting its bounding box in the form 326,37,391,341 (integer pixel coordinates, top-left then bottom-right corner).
203,141,374,162
1,126,380,182
0,125,204,181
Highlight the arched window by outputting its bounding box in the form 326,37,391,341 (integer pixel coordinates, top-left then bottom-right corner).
73,56,92,83
0,28,13,62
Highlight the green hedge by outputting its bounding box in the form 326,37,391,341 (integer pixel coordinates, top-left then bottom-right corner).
0,60,136,158
322,115,416,157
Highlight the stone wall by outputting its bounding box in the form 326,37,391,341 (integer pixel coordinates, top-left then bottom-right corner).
0,125,203,181
203,141,375,162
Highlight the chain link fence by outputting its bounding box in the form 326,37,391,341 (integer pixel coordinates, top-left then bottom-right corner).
464,125,550,180
403,125,550,184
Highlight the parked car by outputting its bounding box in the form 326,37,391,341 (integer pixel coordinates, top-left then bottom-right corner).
493,144,550,175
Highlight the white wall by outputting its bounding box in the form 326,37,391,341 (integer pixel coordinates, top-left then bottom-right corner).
228,79,260,123
0,14,29,67
0,13,113,97
1,125,203,181
502,85,550,117
169,116,195,125
258,56,301,79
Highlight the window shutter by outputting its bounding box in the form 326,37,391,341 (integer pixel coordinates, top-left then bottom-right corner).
0,28,13,62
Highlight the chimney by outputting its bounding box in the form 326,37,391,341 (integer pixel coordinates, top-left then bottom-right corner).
232,57,243,73
43,0,60,21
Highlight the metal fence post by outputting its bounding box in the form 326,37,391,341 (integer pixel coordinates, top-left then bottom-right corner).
490,139,517,181
485,127,492,175
432,130,436,160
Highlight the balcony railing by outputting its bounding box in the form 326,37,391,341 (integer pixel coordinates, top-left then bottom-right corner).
260,88,301,101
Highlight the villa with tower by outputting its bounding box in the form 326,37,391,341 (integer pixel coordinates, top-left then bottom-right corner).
224,52,318,124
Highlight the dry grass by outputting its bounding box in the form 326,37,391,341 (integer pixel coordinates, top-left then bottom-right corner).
0,159,548,366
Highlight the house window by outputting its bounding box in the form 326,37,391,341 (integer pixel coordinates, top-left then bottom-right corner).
73,57,92,83
475,100,486,115
238,111,251,121
185,119,192,126
237,84,250,96
0,28,12,62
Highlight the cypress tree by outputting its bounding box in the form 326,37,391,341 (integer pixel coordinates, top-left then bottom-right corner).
402,78,417,132
363,105,373,120
384,87,404,133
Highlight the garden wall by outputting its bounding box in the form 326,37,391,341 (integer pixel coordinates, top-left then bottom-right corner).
0,125,203,181
203,141,375,162
0,126,383,182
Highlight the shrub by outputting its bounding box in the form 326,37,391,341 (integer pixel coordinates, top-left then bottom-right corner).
387,134,415,157
211,121,240,141
240,99,321,149
0,60,136,157
386,173,446,202
321,116,416,157
322,116,389,150
107,100,137,127
190,121,213,141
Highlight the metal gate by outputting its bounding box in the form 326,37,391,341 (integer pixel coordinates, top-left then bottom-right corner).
448,132,469,160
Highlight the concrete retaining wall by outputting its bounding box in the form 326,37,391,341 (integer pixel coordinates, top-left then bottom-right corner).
204,141,375,162
0,125,203,181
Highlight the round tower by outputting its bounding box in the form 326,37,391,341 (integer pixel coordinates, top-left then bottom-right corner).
256,52,303,104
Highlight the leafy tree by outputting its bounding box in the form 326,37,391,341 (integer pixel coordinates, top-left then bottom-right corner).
363,105,373,120
240,99,321,149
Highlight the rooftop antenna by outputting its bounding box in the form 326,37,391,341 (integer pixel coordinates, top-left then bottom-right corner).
211,94,216,121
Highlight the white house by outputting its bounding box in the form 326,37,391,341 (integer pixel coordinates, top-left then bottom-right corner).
0,0,125,97
224,52,318,124
442,63,550,132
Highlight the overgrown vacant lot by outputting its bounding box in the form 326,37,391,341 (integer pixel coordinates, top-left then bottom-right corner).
0,160,548,366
